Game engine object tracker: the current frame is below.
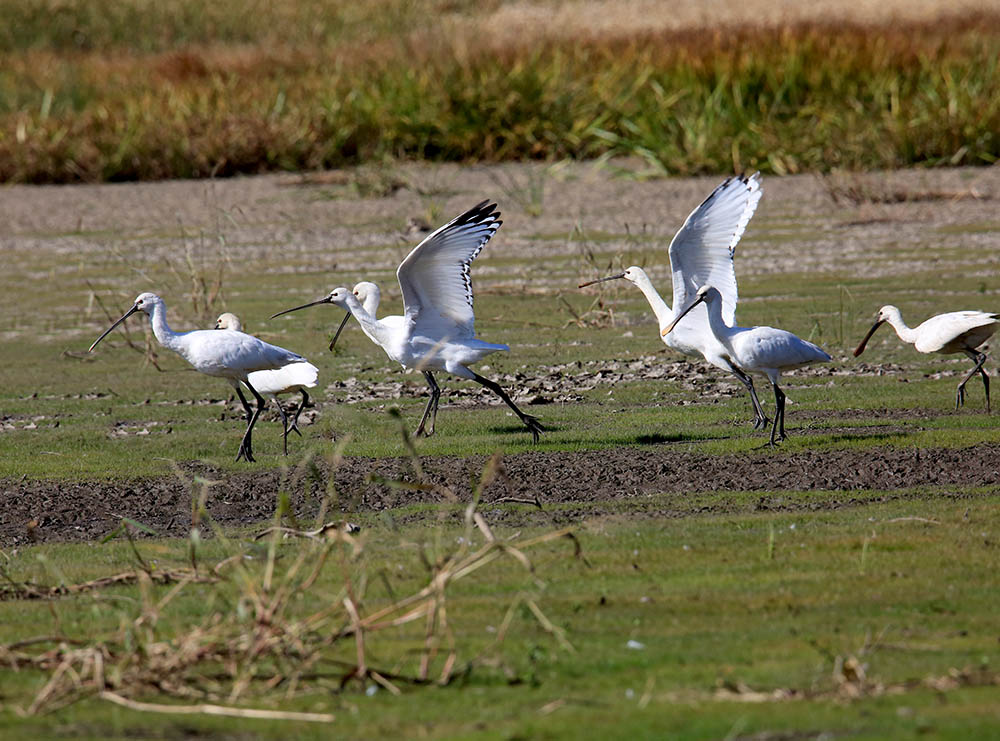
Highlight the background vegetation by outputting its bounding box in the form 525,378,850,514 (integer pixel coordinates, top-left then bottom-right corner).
2,1,999,183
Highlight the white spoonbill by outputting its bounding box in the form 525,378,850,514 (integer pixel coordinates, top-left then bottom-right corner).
663,285,832,446
272,201,543,442
325,281,384,351
853,305,999,411
579,173,769,427
88,293,313,462
214,312,319,455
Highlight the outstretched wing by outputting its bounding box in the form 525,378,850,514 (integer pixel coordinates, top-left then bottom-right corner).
396,201,502,337
669,172,762,326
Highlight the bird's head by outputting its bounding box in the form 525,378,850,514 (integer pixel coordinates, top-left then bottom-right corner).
88,292,161,352
661,285,717,337
352,281,379,302
578,265,645,289
214,312,242,332
874,305,900,324
270,288,355,352
854,305,897,357
270,288,350,319
132,292,161,315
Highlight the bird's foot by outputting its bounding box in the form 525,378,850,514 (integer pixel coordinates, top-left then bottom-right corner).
752,415,771,430
955,387,966,410
413,423,435,438
236,442,256,463
522,414,544,444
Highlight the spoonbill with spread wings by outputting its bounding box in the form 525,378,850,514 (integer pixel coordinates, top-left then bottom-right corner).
272,201,543,442
579,173,769,427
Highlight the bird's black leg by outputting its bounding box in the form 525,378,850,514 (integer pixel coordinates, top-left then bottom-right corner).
470,372,544,443
288,390,309,438
231,382,254,423
414,371,441,437
273,399,291,456
732,367,769,430
236,380,267,463
768,382,786,447
958,350,990,412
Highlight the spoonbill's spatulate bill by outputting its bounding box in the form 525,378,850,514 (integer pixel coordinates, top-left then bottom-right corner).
664,285,832,446
88,292,313,462
854,305,999,411
272,201,543,442
215,313,319,455
579,173,769,427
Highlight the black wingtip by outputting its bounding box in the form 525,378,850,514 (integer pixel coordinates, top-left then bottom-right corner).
454,200,500,227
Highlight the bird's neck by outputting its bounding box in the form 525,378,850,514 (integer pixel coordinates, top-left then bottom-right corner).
362,292,380,319
631,273,673,328
884,312,917,344
147,302,182,351
346,294,391,347
704,296,736,345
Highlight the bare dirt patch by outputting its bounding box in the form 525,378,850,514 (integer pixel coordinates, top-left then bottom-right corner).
3,443,998,546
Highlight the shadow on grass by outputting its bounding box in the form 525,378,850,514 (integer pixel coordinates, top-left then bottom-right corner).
633,432,719,445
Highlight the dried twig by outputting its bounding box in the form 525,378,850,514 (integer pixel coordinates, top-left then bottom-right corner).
99,691,335,722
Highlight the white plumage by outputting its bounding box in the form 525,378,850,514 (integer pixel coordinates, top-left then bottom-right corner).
580,173,769,426
272,201,543,442
854,304,999,410
664,285,831,446
88,292,314,462
215,312,319,455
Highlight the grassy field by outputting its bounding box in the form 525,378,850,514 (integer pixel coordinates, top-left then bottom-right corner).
2,162,1000,736
3,0,1000,735
2,493,999,738
2,2,1000,182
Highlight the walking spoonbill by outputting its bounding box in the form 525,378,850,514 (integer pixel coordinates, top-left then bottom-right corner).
272,201,543,442
853,305,999,411
663,285,832,446
88,292,313,462
214,312,319,454
579,173,769,427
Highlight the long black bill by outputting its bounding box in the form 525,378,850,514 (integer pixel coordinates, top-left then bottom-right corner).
88,304,140,352
329,311,352,351
853,320,885,357
662,294,707,337
578,273,626,289
270,296,332,319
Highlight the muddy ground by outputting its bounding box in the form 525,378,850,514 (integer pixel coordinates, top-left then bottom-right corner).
4,440,999,546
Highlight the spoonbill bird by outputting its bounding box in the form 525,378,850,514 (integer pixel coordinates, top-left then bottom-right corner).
272,201,543,442
326,281,383,351
579,173,770,427
663,285,831,446
89,293,313,462
214,312,319,455
853,305,999,411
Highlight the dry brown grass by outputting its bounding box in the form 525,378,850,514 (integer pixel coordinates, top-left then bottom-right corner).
3,8,1000,182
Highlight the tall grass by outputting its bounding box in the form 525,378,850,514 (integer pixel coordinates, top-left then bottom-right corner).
2,11,999,182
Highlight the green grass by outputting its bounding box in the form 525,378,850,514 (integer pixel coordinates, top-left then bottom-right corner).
4,151,1000,735
2,495,998,738
2,6,1000,182
1,229,997,479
